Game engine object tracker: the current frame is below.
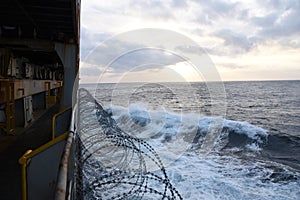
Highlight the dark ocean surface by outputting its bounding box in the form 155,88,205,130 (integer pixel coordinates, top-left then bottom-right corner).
79,80,300,199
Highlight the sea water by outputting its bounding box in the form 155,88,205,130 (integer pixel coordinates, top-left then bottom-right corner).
78,80,300,199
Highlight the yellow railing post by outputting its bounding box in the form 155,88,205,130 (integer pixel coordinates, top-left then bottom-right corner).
18,150,32,200
52,106,72,140
18,133,68,200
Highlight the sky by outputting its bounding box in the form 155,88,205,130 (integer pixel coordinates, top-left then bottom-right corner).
80,0,300,83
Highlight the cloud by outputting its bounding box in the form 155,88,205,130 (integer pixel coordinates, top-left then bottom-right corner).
190,0,300,57
201,0,238,15
171,0,188,8
80,0,300,82
259,9,300,38
259,0,297,10
81,38,183,76
250,13,278,28
194,0,238,16
279,38,300,49
192,0,241,25
128,0,174,19
247,1,300,40
80,27,112,59
80,66,103,76
107,48,183,73
174,45,207,56
213,29,255,53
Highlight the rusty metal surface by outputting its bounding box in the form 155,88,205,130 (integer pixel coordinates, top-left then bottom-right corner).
55,104,77,200
55,131,74,200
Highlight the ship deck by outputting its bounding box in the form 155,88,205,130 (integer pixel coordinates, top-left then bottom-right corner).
0,103,60,200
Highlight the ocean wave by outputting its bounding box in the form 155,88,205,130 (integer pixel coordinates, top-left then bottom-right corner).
106,104,269,154
77,88,183,199
77,89,300,199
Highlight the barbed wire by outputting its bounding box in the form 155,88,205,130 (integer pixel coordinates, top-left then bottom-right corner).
76,88,182,199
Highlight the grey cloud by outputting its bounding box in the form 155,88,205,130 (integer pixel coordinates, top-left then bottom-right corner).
83,39,182,75
83,39,138,65
193,0,239,21
197,1,299,56
279,38,300,49
249,1,300,40
259,0,297,10
192,0,300,57
80,67,103,76
171,0,188,8
213,29,255,52
250,13,278,28
204,47,245,57
205,0,238,15
195,0,238,14
191,0,250,31
109,48,182,72
80,27,112,59
259,8,300,38
175,45,206,55
128,0,174,19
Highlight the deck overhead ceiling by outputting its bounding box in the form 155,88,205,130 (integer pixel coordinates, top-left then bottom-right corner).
0,0,78,42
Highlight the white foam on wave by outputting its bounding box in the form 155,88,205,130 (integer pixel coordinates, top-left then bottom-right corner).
167,152,300,200
104,104,271,169
108,104,268,147
223,120,268,141
246,142,262,152
108,104,200,166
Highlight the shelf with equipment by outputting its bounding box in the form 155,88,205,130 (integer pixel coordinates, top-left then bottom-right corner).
0,48,64,135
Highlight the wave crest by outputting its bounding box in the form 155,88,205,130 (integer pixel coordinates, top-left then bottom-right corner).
107,104,268,153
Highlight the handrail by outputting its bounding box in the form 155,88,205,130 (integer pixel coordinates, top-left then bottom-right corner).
55,103,77,200
54,131,74,200
19,105,73,200
18,132,68,200
52,106,72,139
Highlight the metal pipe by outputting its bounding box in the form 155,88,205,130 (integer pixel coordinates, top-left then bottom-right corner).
55,104,77,200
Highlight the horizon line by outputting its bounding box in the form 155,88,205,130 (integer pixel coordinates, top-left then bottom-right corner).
79,79,300,85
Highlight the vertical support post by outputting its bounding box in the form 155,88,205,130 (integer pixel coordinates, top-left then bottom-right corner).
19,149,32,200
6,80,15,135
1,49,11,78
54,43,76,109
45,81,51,107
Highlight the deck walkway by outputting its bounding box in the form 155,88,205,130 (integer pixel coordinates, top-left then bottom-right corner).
0,103,60,200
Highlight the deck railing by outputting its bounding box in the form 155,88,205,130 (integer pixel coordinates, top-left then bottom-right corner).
19,106,74,200
55,105,77,200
